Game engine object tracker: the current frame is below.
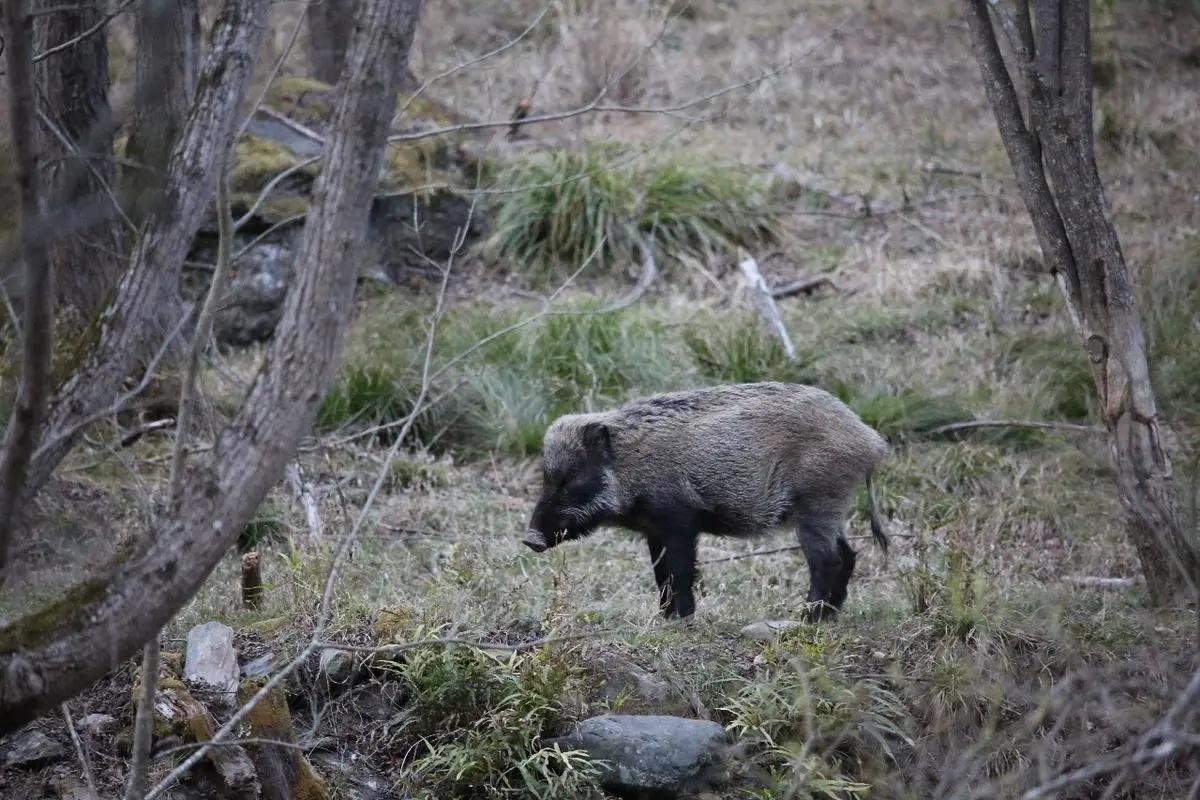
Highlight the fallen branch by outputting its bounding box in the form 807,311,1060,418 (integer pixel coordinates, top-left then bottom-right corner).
771,275,831,299
739,255,796,360
924,419,1105,436
62,703,97,798
1064,575,1139,588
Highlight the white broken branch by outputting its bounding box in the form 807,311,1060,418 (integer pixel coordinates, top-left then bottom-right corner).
739,255,796,360
284,463,322,541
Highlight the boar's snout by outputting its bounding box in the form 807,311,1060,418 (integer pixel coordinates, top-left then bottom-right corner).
521,529,549,552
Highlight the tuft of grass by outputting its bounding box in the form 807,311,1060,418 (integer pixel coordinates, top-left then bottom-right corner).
237,502,288,553
685,316,820,385
488,144,779,280
999,333,1096,421
719,626,912,798
391,640,602,799
830,381,974,440
488,145,637,275
1141,238,1200,426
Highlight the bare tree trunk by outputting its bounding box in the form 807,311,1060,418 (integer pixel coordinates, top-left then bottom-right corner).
0,0,54,587
0,0,422,732
307,0,420,88
32,0,124,320
963,0,1200,605
124,0,201,224
19,0,267,505
307,0,357,84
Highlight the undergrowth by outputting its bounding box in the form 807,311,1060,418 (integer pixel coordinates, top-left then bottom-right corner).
487,144,780,279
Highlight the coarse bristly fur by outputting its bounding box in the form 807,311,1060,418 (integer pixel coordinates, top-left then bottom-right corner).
523,382,890,619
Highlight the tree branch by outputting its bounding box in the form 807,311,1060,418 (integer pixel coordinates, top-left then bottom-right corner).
0,0,418,737
22,0,266,504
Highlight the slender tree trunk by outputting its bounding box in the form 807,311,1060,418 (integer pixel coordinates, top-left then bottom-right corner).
0,0,422,732
124,0,201,224
19,0,267,505
306,0,357,84
32,0,123,321
307,0,420,88
0,0,54,588
963,0,1200,605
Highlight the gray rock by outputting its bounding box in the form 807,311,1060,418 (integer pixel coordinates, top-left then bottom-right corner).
185,621,240,707
318,647,360,690
1,728,67,768
241,652,276,679
215,242,294,346
79,713,117,737
740,620,806,641
550,714,729,797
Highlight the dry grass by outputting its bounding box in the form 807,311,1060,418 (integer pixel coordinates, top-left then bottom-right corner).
3,0,1199,798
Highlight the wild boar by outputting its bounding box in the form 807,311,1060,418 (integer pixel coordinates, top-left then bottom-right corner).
521,382,889,619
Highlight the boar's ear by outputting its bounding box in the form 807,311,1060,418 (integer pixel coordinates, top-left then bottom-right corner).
581,422,612,457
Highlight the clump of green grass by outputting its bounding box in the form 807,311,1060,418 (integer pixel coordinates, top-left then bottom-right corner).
1141,237,1200,426
719,626,912,798
237,501,288,552
392,640,602,799
685,316,821,385
998,333,1096,421
830,381,974,440
488,144,779,279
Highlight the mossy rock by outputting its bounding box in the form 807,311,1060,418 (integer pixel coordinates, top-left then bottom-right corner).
230,135,320,195
264,77,337,128
372,607,419,643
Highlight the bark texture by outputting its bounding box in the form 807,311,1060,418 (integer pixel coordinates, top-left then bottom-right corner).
307,0,421,88
0,0,53,587
306,0,357,84
963,0,1200,604
0,0,422,732
32,0,123,320
124,0,201,224
21,0,268,504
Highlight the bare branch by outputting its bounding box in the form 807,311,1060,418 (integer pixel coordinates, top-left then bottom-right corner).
0,0,55,587
30,0,137,63
924,418,1105,436
61,703,97,797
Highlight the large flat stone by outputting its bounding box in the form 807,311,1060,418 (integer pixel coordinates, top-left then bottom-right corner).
550,714,729,797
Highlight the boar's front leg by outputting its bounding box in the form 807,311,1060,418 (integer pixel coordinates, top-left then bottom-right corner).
646,529,698,618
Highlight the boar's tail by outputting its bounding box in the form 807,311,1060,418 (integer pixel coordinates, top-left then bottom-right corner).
866,470,889,555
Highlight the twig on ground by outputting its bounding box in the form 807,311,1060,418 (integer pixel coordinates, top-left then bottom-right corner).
771,275,832,299
62,703,97,797
924,419,1105,436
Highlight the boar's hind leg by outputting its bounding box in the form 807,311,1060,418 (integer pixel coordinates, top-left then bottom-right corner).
646,532,698,618
828,534,857,610
797,514,848,620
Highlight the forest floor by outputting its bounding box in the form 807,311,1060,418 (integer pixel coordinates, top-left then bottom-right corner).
3,0,1200,798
